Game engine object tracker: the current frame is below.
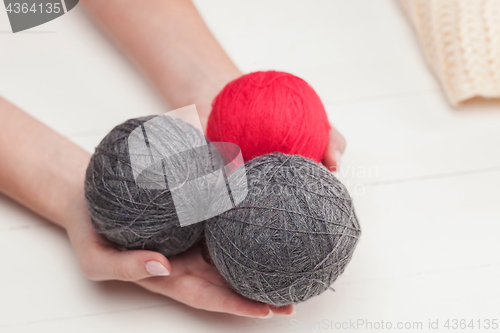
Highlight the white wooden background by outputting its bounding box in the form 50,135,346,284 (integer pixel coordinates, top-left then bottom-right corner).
1,1,499,332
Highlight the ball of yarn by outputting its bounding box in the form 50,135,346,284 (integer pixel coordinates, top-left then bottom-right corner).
206,71,331,163
84,116,206,257
205,153,361,306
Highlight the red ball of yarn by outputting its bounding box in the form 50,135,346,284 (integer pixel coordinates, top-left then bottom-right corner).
206,71,330,163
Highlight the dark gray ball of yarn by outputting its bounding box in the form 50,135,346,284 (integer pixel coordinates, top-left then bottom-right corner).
205,153,361,306
84,116,206,257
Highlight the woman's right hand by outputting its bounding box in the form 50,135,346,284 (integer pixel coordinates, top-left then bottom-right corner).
65,189,294,318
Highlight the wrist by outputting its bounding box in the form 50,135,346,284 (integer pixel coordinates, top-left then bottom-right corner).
187,70,243,130
55,150,91,231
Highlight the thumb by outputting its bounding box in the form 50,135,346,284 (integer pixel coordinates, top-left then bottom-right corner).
82,246,172,282
322,126,346,172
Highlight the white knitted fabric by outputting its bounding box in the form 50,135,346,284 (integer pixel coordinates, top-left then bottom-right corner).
398,0,500,105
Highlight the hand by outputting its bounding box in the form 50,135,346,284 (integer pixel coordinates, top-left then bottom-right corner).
135,242,294,318
65,191,294,318
322,125,347,172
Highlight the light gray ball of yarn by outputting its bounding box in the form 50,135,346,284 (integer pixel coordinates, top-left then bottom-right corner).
84,115,208,257
205,153,361,306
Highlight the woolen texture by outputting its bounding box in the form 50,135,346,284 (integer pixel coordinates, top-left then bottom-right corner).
398,0,500,105
84,116,205,257
206,71,331,163
205,153,361,306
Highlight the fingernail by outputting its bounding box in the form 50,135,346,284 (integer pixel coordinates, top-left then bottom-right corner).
334,150,342,171
145,261,170,276
285,309,297,317
259,310,274,319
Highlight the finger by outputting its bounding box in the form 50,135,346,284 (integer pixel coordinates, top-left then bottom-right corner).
322,125,346,172
270,304,295,316
166,241,229,287
137,275,272,318
172,243,230,287
81,245,172,282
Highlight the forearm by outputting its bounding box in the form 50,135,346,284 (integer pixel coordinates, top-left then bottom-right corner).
81,0,242,124
0,97,90,229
